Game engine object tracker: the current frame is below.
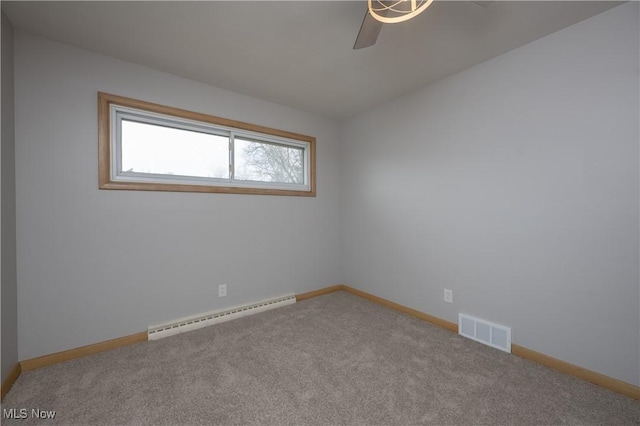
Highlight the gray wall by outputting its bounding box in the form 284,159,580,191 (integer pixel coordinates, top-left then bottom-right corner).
341,3,639,386
1,12,18,383
14,32,343,361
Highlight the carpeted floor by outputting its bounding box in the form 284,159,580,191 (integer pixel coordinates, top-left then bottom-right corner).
3,291,639,425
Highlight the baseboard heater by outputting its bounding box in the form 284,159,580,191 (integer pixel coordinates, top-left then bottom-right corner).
147,294,296,340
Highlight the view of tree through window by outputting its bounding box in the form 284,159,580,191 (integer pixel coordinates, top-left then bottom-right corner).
234,138,304,184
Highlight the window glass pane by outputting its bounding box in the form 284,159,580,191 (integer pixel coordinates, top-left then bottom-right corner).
234,138,304,184
121,120,229,179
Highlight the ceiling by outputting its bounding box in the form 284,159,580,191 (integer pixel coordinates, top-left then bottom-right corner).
2,1,623,120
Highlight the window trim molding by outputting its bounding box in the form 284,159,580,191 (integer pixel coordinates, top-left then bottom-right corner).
98,92,316,196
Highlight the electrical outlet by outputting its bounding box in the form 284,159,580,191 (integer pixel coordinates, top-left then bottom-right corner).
218,284,227,298
444,288,453,303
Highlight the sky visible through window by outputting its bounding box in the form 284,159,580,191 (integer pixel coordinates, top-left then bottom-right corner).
121,120,229,179
121,120,304,184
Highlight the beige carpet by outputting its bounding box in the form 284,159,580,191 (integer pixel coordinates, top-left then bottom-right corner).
3,291,639,425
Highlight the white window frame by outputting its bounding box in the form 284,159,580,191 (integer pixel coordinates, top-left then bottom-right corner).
98,92,316,197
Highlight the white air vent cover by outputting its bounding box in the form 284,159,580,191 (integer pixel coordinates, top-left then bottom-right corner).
148,294,296,340
459,313,511,353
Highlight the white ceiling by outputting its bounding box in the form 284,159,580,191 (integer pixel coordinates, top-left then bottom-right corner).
2,1,623,120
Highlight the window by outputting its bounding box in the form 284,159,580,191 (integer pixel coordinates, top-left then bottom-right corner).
98,92,316,196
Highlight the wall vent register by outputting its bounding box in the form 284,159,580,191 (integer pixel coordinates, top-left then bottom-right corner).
458,313,511,353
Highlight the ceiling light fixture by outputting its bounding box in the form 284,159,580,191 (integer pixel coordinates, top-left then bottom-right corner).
368,0,434,24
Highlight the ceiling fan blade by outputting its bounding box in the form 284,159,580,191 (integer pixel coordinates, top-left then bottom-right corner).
353,10,383,50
